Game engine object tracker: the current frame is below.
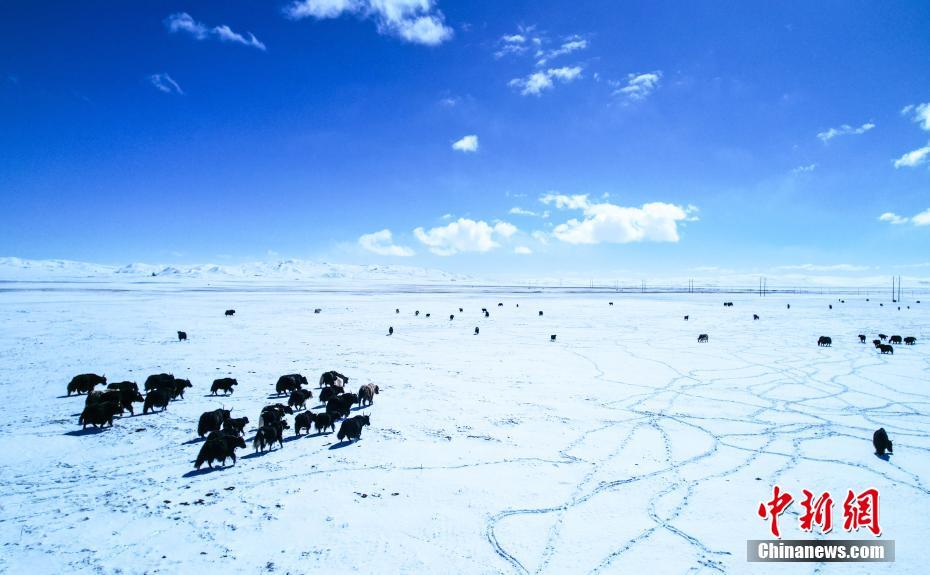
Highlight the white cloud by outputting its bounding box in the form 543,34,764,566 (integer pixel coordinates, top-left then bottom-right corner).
358,229,415,256
777,264,870,272
879,212,909,225
514,246,532,255
536,35,587,66
878,208,930,226
541,196,696,245
494,25,538,58
893,144,930,168
509,207,548,218
509,66,581,96
902,102,930,131
531,230,549,244
613,71,662,102
285,0,453,46
451,134,479,152
149,73,183,94
413,218,517,255
792,163,817,174
164,13,266,50
816,122,875,142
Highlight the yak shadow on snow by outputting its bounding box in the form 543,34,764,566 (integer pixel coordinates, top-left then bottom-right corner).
181,437,205,446
328,439,359,450
241,450,278,460
182,466,231,478
875,452,891,461
64,427,110,437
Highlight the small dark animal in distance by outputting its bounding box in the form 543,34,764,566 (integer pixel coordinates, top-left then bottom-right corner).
225,309,235,316
873,428,893,456
698,334,708,343
177,331,187,341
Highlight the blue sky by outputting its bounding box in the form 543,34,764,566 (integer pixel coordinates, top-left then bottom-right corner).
2,1,930,279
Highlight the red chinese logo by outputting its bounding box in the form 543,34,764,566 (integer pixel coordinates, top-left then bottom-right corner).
843,488,881,536
757,486,881,538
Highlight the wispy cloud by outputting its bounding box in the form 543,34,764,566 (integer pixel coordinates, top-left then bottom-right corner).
514,246,532,255
901,102,930,131
284,0,453,46
540,194,697,245
509,66,581,96
451,134,479,153
816,122,875,143
792,163,817,174
494,25,541,59
509,207,549,218
358,229,415,256
879,209,930,226
413,218,517,255
535,35,587,66
164,13,266,50
893,144,930,168
149,73,183,94
612,71,662,102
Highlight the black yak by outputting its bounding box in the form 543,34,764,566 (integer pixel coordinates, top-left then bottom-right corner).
225,309,235,316
198,409,231,438
498,303,503,307
425,313,431,318
753,314,759,320
890,335,903,345
904,336,917,345
358,384,379,407
873,339,881,347
683,315,689,321
253,419,286,452
337,415,370,442
314,412,336,434
276,373,308,396
223,416,249,436
319,371,348,388
817,336,832,347
157,378,192,400
459,307,463,312
195,432,246,469
143,389,171,414
319,385,345,405
78,400,121,429
259,403,293,426
210,378,238,396
539,311,543,316
449,314,454,321
107,381,138,393
67,373,106,396
314,308,322,314
879,334,888,341
294,411,316,435
177,331,187,341
698,334,709,343
609,302,614,306
787,304,790,309
879,344,894,355
481,308,487,313
327,393,358,419
415,310,420,316
396,308,400,313
550,334,557,342
86,389,144,416
873,428,893,456
144,373,175,392
288,388,313,410
829,304,833,310
859,334,867,343
474,327,479,335
484,311,489,318
388,326,393,336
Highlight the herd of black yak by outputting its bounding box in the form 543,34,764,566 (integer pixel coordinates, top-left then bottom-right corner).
66,297,917,468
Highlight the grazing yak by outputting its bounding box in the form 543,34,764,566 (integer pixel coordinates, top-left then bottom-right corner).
753,314,760,320
459,307,463,312
859,334,867,343
817,336,832,347
337,415,370,442
683,315,689,321
143,389,171,414
107,381,138,393
327,393,358,419
294,411,316,435
609,302,614,306
539,311,544,316
319,371,348,388
86,389,145,416
474,327,480,335
79,400,122,429
225,309,235,316
314,412,337,434
829,304,833,310
314,308,322,314
388,326,393,336
550,334,557,342
484,311,490,318
415,310,420,316
873,339,881,347
288,388,313,410
396,308,400,313
198,409,231,438
879,344,894,355
170,379,193,399
259,403,293,427
873,428,893,456
890,335,903,345
210,378,238,396
425,313,431,318
177,331,187,341
449,314,454,321
358,384,379,407
195,431,246,469
787,304,790,309
481,308,488,313
319,385,344,404
879,334,888,341
698,334,709,343
67,373,107,396
223,416,249,436
498,303,503,307
904,336,917,345
144,373,191,398
253,420,286,452
276,373,308,396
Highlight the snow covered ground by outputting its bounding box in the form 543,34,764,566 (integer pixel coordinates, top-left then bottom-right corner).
0,281,927,574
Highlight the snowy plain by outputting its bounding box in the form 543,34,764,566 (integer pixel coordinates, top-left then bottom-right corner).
0,274,928,574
